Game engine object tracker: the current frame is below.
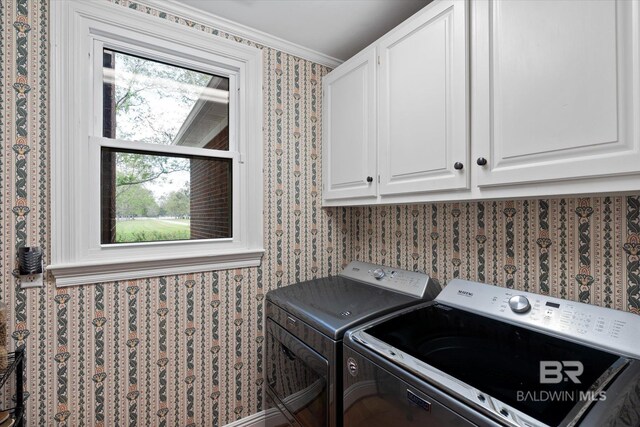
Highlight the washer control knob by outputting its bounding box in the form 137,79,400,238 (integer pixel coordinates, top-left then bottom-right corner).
509,295,531,314
372,268,385,280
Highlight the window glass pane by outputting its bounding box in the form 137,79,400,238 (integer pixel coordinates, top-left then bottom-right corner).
101,148,232,244
102,49,230,150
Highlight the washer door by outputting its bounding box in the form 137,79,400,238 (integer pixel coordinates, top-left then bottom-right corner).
266,319,329,427
343,346,478,427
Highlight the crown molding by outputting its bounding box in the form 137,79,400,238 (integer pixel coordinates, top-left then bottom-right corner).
134,0,343,69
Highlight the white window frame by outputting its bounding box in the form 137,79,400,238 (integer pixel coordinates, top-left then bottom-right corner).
49,0,264,286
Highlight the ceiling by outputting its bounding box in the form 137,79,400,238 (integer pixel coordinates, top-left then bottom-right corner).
173,0,431,61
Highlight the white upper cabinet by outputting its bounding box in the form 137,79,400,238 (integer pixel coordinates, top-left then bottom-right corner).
473,0,640,188
322,48,377,201
322,0,640,206
378,0,468,196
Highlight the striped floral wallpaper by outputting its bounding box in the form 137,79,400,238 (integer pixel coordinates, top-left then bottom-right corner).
1,1,639,426
1,0,347,425
342,197,640,314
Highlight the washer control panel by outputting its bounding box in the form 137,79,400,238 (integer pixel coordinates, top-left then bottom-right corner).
340,261,433,299
437,279,640,359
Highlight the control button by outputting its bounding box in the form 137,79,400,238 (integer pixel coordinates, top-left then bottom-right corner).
477,394,485,402
500,408,509,417
372,268,385,280
509,295,531,314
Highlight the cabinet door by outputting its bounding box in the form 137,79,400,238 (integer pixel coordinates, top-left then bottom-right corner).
322,48,377,202
378,0,469,196
473,0,640,187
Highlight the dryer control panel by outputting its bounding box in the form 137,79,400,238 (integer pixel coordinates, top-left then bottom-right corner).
340,261,437,299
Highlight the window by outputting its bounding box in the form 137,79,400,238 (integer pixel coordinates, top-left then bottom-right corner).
100,50,232,244
50,1,264,286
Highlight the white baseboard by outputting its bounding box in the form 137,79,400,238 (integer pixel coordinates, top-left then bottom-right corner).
224,380,373,426
223,380,329,427
223,410,266,427
223,408,287,427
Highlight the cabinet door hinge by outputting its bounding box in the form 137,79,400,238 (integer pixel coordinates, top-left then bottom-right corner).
377,175,381,183
377,55,380,65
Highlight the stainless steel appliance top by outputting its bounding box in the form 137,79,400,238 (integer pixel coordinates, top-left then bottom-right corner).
266,261,439,340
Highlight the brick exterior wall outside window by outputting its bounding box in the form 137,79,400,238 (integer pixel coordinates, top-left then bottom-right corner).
190,126,232,239
101,50,117,243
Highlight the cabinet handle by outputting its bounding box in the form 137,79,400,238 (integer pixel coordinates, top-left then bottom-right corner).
366,176,373,183
454,162,464,170
477,157,488,166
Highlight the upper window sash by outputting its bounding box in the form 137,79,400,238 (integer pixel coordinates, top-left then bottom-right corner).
90,37,240,154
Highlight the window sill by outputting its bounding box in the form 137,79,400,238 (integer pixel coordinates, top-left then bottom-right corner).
48,249,264,287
